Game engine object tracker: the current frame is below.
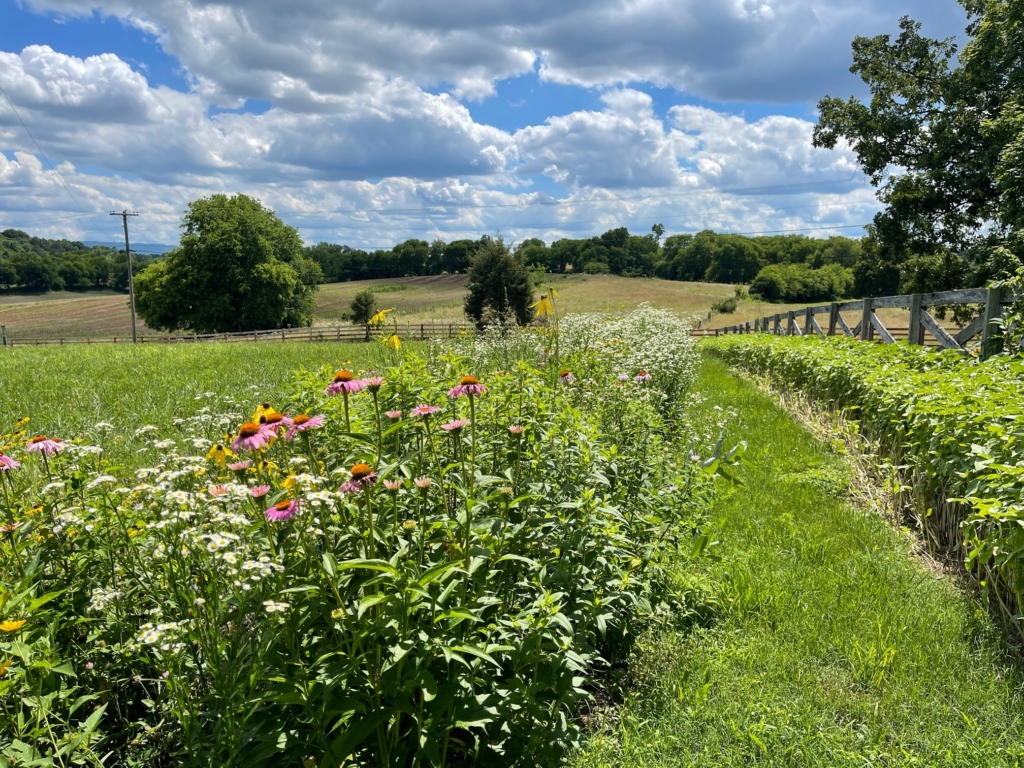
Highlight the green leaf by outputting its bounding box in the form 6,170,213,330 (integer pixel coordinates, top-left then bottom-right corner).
357,593,388,619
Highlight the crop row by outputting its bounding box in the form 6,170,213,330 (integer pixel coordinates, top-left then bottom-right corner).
706,334,1024,634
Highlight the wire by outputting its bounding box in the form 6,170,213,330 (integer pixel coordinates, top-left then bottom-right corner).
0,83,86,213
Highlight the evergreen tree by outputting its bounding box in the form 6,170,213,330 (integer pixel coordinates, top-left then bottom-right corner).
463,238,532,328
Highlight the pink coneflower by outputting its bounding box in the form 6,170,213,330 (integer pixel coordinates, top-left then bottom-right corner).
448,375,488,399
384,479,402,492
617,373,630,382
258,412,292,437
363,377,385,393
285,414,325,440
508,425,524,435
25,436,63,456
559,370,575,384
326,370,364,396
633,371,652,383
385,410,403,420
232,422,269,453
0,454,21,471
228,460,252,472
339,462,377,494
265,499,299,522
250,485,270,498
441,419,469,433
207,484,229,498
414,477,432,489
410,405,442,418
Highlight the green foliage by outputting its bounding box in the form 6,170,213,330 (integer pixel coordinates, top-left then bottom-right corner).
463,238,533,327
349,289,377,325
705,333,1024,639
0,229,148,293
135,194,323,334
750,263,854,303
0,313,718,766
814,3,1024,282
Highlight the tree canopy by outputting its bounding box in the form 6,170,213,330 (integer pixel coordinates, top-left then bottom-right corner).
814,0,1024,290
135,194,322,334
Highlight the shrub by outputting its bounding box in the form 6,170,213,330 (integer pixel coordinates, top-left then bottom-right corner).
749,263,853,303
0,312,720,766
349,288,377,325
711,296,739,314
463,238,533,328
582,261,610,274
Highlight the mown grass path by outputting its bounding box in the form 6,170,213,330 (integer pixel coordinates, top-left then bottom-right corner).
576,355,1024,766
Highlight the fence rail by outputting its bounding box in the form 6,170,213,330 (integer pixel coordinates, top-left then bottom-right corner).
697,287,1017,359
1,321,475,347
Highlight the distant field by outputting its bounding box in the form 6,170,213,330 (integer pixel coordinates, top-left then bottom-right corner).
0,275,963,340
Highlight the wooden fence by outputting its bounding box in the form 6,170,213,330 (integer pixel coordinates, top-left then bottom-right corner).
698,287,1017,359
1,321,475,347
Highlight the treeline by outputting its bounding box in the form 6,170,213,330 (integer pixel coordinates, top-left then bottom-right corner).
306,226,864,302
0,229,149,292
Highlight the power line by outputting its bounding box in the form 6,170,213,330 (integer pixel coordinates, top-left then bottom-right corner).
0,83,86,213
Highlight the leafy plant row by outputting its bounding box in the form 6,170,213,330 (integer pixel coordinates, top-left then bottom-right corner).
705,334,1024,635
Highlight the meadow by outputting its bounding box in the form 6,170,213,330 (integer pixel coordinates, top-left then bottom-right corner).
0,308,729,766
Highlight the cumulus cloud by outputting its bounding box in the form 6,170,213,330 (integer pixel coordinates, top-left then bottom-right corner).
0,47,514,184
24,0,967,106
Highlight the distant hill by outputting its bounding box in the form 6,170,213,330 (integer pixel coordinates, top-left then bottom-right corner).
83,241,176,255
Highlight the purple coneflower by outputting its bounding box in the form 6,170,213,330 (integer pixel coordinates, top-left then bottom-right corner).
414,477,432,489
258,412,292,437
385,410,403,420
448,375,488,399
559,370,575,384
441,419,469,433
232,423,269,453
384,479,402,492
339,462,377,494
285,414,325,441
0,454,21,471
250,485,270,498
633,370,652,383
410,405,442,418
207,484,229,498
326,370,364,396
617,373,630,382
265,499,299,522
25,436,63,456
363,376,385,393
508,425,524,435
228,460,252,471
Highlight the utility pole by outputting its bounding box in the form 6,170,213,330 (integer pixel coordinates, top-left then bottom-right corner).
110,209,139,343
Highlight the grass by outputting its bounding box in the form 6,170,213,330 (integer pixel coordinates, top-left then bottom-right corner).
0,343,377,460
574,354,1024,766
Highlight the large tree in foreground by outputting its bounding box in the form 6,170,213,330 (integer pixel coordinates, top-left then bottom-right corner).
136,195,322,334
813,1,1024,290
463,237,533,328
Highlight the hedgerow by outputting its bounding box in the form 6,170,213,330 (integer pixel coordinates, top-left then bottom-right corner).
705,334,1024,635
0,308,723,767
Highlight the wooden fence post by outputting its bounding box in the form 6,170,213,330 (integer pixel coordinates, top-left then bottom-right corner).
982,287,1005,360
804,307,813,335
787,310,796,336
908,293,924,346
861,298,874,341
828,303,839,336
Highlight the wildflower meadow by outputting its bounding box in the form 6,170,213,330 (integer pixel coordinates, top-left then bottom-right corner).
0,307,728,767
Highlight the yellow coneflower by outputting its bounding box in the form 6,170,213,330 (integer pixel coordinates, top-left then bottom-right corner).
531,294,554,318
384,333,402,350
253,402,276,420
369,308,394,326
205,443,234,469
0,658,10,677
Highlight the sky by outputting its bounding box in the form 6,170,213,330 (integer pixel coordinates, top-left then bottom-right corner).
0,0,970,249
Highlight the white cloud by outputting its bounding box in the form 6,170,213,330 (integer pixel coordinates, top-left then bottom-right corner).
24,0,967,105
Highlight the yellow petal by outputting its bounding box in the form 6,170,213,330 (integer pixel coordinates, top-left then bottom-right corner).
0,619,26,632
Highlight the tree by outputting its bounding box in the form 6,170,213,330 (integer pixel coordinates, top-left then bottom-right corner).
463,238,533,327
814,3,1024,281
349,289,377,325
704,236,764,284
135,194,322,334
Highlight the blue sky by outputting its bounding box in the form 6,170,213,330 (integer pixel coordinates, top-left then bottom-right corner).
0,0,969,247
